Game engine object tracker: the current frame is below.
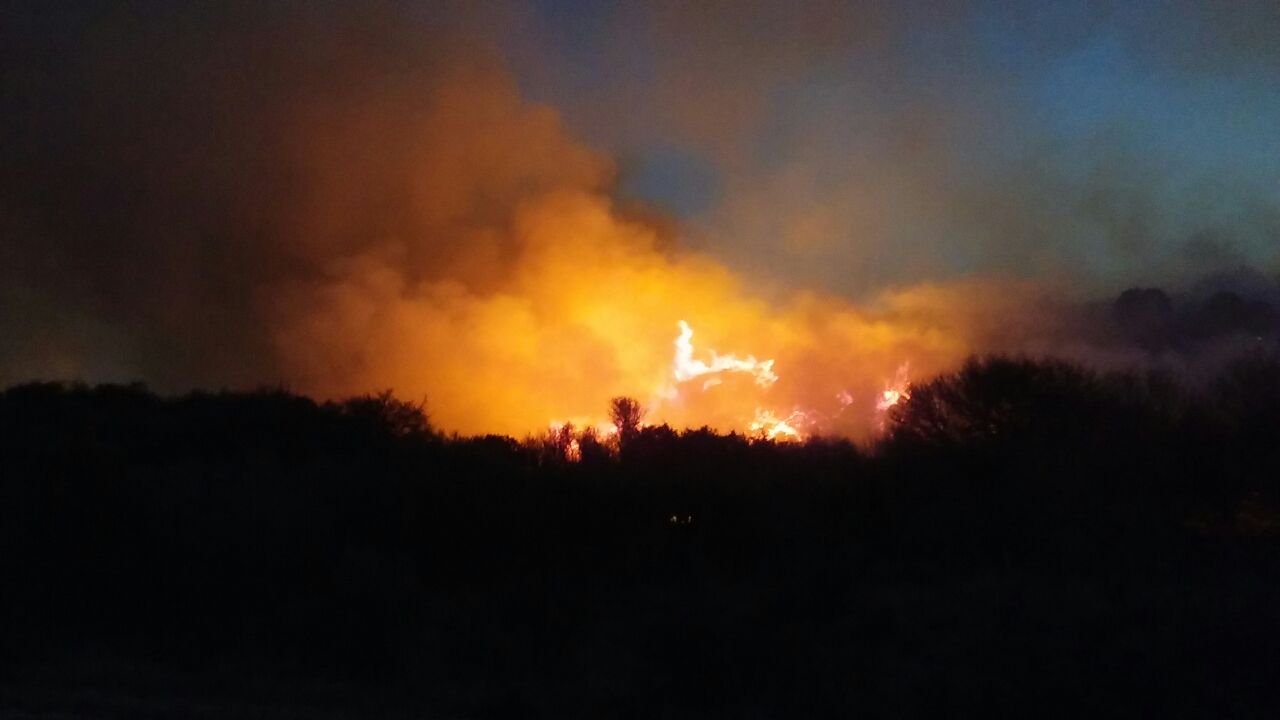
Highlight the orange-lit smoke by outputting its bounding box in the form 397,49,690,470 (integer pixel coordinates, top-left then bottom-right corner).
5,3,1267,425
266,52,1075,441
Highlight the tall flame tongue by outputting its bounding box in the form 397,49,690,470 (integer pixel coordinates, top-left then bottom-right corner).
876,363,911,413
873,362,912,433
672,320,777,388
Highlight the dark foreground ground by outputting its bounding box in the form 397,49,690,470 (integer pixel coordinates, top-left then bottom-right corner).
3,356,1280,717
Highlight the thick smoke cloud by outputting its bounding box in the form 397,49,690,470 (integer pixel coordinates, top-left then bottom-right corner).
2,0,529,387
2,1,1277,438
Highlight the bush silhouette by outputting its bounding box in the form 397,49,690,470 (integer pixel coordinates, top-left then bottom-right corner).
886,356,1104,451
609,395,644,441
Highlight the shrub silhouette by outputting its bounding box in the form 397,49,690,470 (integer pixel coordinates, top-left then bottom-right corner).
886,356,1104,451
609,395,644,441
338,389,434,439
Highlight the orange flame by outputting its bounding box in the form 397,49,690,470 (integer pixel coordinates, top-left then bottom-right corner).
749,408,807,441
672,320,777,388
875,363,911,417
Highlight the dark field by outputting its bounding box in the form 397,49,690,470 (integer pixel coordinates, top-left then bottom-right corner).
4,355,1280,717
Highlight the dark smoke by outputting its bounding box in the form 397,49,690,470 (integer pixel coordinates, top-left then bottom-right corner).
1,1,514,389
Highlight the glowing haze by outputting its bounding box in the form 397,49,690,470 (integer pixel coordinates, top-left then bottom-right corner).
2,2,1277,439
272,179,986,438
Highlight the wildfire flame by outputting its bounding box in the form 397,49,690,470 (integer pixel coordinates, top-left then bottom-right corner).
672,321,814,440
749,408,807,441
548,322,913,444
875,363,911,413
672,320,777,388
875,388,904,412
549,419,620,439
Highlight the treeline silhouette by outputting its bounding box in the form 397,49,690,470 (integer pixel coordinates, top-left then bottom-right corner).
3,355,1280,717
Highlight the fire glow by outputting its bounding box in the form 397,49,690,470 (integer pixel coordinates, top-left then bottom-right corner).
266,55,1012,441
876,364,911,413
14,2,1265,451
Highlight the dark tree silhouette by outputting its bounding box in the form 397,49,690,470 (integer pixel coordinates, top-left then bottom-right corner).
609,396,644,440
339,389,433,438
885,355,1102,450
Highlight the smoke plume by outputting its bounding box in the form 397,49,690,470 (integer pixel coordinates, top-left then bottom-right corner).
3,2,1278,438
